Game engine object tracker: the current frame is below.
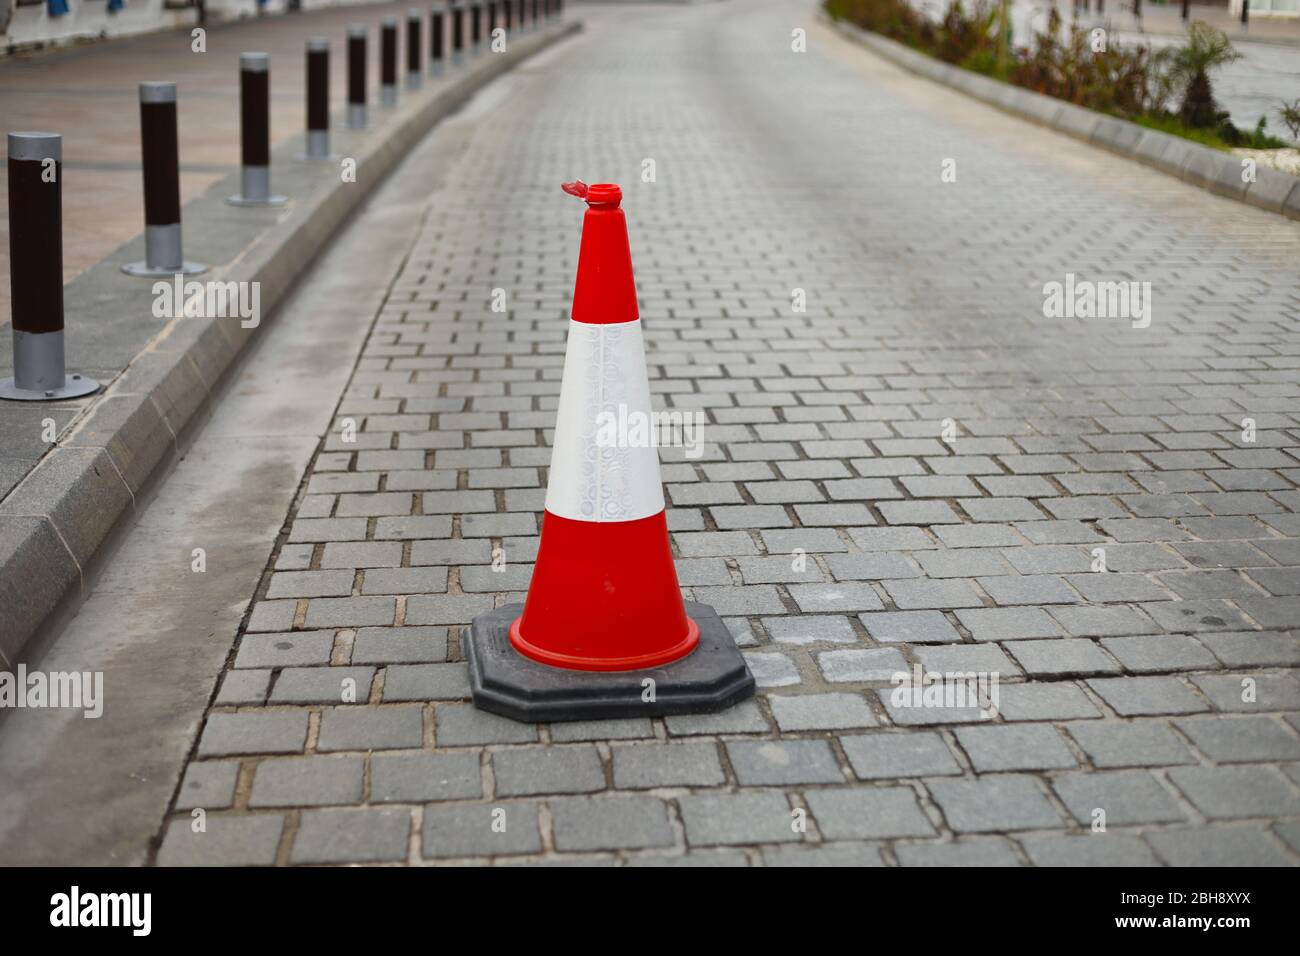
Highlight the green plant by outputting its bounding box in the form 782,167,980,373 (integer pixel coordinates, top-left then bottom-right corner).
1277,99,1300,143
1167,22,1241,129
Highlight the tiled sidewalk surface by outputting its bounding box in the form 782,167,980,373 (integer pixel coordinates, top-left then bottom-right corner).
157,0,1300,866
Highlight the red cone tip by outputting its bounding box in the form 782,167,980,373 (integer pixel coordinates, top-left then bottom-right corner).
562,180,622,207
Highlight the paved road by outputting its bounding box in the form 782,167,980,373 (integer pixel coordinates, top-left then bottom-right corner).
21,0,1300,865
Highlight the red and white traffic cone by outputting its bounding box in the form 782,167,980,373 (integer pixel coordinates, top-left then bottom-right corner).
466,181,754,722
510,181,697,671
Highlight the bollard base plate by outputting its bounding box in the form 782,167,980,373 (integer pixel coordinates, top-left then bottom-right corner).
121,260,209,278
227,194,289,207
465,602,755,723
0,374,101,402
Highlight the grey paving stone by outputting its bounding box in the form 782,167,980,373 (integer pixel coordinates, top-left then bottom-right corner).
421,801,542,859
156,815,285,867
382,663,471,702
197,711,309,757
997,683,1102,721
1146,826,1296,866
927,775,1062,832
215,669,271,706
743,651,801,688
787,582,885,613
817,647,908,683
894,838,1024,867
1052,770,1187,825
1167,765,1300,819
956,606,1065,641
1190,673,1300,712
550,796,676,852
678,791,800,847
612,742,726,789
494,745,606,796
883,578,983,610
806,786,935,840
304,597,396,629
1099,633,1218,673
1176,716,1300,763
860,610,962,644
954,723,1077,772
1087,676,1210,716
175,760,241,811
912,642,1019,677
839,732,963,780
290,808,411,864
625,851,750,867
1048,604,1156,638
726,739,845,786
234,631,335,669
769,693,878,731
1004,638,1122,677
763,614,858,645
550,717,655,742
351,626,448,664
761,844,885,867
370,752,483,802
249,756,364,807
1065,720,1196,768
1019,834,1160,867
665,700,769,736
317,706,424,751
435,703,538,746
270,667,376,705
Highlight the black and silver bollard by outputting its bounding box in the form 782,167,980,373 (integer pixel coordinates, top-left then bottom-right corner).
228,53,286,207
430,8,445,76
1,133,100,402
122,83,206,277
1242,0,1249,26
503,0,512,34
348,25,368,129
406,9,422,90
302,38,333,160
471,1,481,53
487,0,496,46
381,17,398,107
452,2,464,65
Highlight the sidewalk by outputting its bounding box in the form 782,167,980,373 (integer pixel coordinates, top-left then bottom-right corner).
0,1,447,321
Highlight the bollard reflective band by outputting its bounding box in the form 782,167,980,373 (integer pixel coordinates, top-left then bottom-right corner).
7,133,63,336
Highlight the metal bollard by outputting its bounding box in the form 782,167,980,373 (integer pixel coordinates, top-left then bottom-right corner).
407,9,422,90
516,0,525,32
471,1,481,53
302,38,332,160
452,2,464,64
488,0,496,46
1,133,100,402
1242,0,1249,26
348,25,368,129
430,8,445,76
228,53,286,206
381,18,398,107
531,0,538,30
122,83,207,277
504,0,512,34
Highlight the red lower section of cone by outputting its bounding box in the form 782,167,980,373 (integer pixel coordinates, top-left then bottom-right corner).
511,510,699,671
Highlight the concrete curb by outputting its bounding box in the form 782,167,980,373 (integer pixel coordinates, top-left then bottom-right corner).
824,15,1300,222
0,19,582,667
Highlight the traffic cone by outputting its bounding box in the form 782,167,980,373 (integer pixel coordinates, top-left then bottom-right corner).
465,181,755,722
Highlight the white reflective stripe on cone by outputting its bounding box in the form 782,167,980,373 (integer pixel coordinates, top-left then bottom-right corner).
545,318,666,523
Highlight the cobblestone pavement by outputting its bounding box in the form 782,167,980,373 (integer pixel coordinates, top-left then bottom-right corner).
156,0,1300,865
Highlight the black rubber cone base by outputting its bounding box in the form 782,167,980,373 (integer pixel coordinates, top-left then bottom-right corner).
466,602,755,723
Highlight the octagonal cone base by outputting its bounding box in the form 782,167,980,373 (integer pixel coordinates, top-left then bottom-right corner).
466,602,755,723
